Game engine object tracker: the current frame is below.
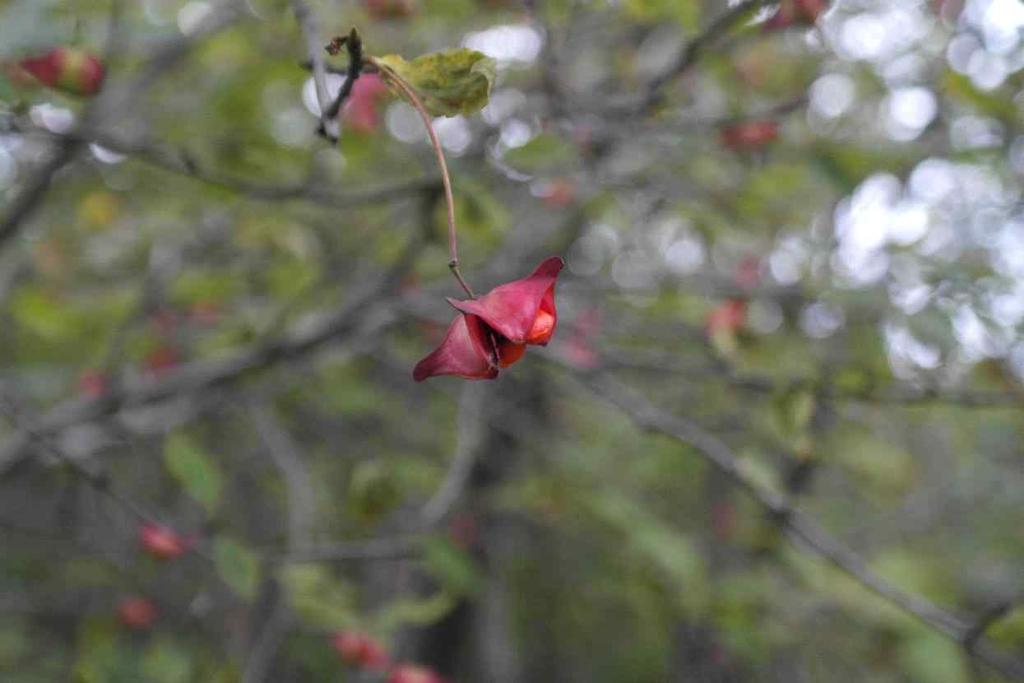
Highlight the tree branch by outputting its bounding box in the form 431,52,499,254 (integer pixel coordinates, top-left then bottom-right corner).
558,366,1024,681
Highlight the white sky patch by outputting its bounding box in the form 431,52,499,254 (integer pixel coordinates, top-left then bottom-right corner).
952,305,999,360
810,73,855,119
301,74,344,117
177,1,211,35
884,323,942,372
800,301,845,338
664,232,705,275
499,119,533,149
769,234,807,285
29,103,74,134
385,102,422,144
885,87,937,141
434,116,472,155
568,223,620,277
481,89,526,125
463,25,543,66
89,144,126,164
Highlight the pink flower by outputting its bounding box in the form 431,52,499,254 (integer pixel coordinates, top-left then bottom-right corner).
413,257,564,381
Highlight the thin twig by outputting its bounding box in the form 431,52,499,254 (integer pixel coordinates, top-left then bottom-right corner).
291,0,338,141
323,29,364,121
247,397,317,553
368,56,475,298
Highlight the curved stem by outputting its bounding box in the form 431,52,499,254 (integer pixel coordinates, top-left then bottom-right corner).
367,56,474,298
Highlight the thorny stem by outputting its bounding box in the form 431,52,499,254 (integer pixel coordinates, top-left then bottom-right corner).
366,55,475,299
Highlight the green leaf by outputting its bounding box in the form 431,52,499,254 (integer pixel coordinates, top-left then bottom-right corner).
212,537,260,600
163,434,223,513
377,49,496,117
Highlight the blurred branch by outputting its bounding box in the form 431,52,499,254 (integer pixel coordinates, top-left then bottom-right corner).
247,397,317,553
283,535,421,563
419,382,488,527
241,576,289,683
603,349,1024,409
965,598,1024,653
12,122,441,210
637,0,770,113
292,0,338,141
0,237,421,477
557,366,1024,681
0,0,247,250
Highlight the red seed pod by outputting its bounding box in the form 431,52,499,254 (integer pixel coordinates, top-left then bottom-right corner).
764,0,828,29
538,179,577,208
388,664,447,683
77,369,108,400
363,0,417,19
139,523,190,561
18,47,104,96
719,120,779,150
705,299,748,337
117,597,158,629
143,346,179,377
414,257,564,381
332,631,391,670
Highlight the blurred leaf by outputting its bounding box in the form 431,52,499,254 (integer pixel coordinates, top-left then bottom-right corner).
772,385,816,451
588,491,706,613
348,460,402,522
372,592,457,632
502,133,577,173
423,536,483,596
377,49,495,116
942,71,1018,121
623,0,700,31
141,639,194,683
282,565,356,628
213,537,260,600
900,632,969,683
163,434,223,513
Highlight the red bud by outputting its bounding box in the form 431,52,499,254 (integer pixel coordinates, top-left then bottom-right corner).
139,523,190,560
117,597,158,629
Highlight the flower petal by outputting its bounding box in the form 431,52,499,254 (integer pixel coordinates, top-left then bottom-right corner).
413,314,498,381
447,256,564,345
